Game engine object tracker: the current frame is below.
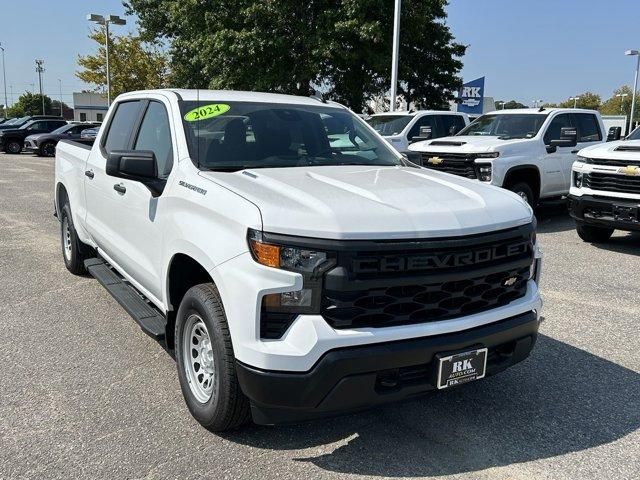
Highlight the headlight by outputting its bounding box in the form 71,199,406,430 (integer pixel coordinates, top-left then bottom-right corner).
248,228,334,313
573,171,583,188
475,152,499,158
477,163,492,182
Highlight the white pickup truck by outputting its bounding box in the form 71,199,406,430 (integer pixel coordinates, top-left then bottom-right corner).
367,110,469,151
569,127,640,241
408,108,606,205
55,89,542,431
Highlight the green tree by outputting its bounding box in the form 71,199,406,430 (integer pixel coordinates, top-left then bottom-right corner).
76,28,169,98
558,91,601,111
125,0,466,112
495,100,527,109
600,85,635,119
6,92,53,117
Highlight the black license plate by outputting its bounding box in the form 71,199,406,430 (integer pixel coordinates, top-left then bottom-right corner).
613,205,639,222
436,348,488,389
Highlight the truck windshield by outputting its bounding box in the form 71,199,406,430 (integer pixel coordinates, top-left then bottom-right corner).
366,115,413,136
458,113,548,139
180,101,400,171
626,127,640,140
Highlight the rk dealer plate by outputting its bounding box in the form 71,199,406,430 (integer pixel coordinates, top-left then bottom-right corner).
437,348,488,389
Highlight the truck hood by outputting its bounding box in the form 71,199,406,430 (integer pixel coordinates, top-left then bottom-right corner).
408,135,533,154
199,165,532,240
579,139,640,161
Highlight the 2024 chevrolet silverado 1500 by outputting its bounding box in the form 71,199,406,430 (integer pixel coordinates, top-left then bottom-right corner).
55,90,542,431
408,108,605,205
569,127,640,241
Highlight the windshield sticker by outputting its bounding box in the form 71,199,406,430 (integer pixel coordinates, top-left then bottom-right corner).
184,103,230,122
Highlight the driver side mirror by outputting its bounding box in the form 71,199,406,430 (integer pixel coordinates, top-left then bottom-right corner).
607,126,622,142
410,126,433,144
549,127,578,149
106,150,158,180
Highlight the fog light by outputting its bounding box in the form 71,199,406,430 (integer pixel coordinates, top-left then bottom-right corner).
573,171,583,188
478,164,492,182
263,289,313,309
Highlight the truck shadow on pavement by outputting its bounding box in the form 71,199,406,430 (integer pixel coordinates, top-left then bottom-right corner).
535,200,574,234
224,334,639,477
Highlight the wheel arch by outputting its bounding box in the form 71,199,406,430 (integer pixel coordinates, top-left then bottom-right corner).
503,165,541,202
164,251,216,350
55,182,69,219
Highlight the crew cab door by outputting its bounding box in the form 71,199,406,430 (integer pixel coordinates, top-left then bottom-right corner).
542,113,575,195
84,99,175,302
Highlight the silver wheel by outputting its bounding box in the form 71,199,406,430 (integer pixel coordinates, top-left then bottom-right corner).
515,190,528,201
182,314,215,403
62,217,72,261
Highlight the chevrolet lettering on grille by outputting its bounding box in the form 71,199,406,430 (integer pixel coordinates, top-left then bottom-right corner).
352,241,530,273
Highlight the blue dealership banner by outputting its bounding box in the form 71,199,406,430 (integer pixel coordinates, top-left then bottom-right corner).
458,77,485,114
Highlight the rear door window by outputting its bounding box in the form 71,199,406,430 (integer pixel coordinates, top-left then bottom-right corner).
438,115,466,136
103,101,142,153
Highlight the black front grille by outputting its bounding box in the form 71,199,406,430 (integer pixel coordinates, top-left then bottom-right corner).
585,157,640,167
323,266,529,329
583,172,640,194
420,152,477,179
321,225,534,330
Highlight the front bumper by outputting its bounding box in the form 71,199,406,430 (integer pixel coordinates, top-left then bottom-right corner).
237,310,539,425
568,194,640,231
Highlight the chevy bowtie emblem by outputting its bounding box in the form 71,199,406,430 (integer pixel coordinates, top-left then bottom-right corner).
619,165,640,176
503,276,518,287
428,156,443,165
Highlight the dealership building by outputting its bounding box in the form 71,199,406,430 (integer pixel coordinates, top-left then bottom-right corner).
72,92,108,122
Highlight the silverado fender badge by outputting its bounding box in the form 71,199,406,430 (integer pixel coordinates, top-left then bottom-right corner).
178,180,207,195
618,165,640,176
428,156,443,165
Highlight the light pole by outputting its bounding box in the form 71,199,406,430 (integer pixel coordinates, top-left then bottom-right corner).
58,79,63,117
625,49,640,134
569,96,580,108
87,14,126,106
616,93,629,114
532,99,543,108
498,101,505,110
0,43,7,118
389,0,401,112
35,59,45,115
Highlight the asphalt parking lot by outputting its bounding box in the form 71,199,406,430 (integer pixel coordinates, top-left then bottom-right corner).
0,152,638,480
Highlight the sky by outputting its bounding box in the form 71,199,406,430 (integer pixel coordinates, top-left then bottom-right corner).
0,0,639,108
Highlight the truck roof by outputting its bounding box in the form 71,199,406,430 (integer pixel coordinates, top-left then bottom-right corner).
369,110,463,117
486,107,599,115
117,89,340,107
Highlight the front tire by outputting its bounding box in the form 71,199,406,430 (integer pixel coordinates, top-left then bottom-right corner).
507,182,535,206
60,203,91,275
576,223,614,243
175,283,251,432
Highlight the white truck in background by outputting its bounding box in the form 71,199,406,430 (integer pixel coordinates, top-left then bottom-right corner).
408,108,606,205
367,111,469,151
569,127,640,241
54,89,542,431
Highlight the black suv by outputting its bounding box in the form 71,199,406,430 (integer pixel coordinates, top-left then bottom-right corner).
24,122,101,157
0,118,67,153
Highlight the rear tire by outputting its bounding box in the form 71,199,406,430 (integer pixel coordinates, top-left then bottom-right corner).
5,139,22,154
175,283,251,432
60,203,91,275
576,223,614,243
507,182,535,206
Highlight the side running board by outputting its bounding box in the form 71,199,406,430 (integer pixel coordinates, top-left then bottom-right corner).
85,258,166,340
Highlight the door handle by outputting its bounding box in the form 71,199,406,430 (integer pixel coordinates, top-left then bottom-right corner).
84,170,94,179
571,150,579,154
113,183,126,194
